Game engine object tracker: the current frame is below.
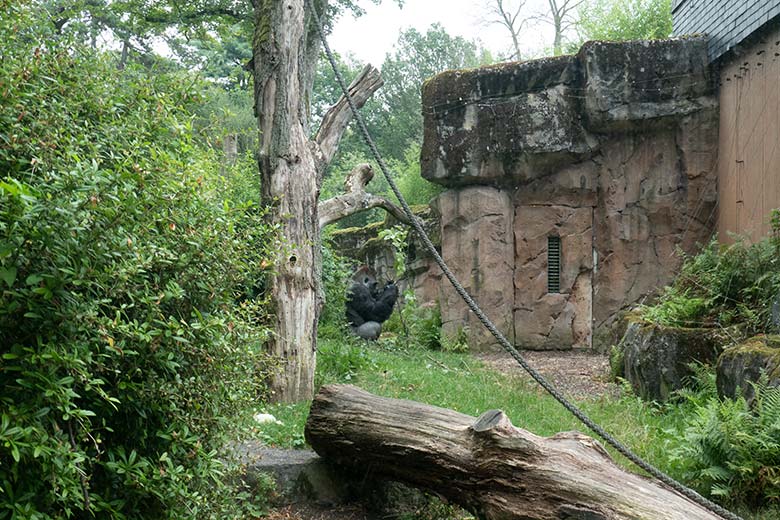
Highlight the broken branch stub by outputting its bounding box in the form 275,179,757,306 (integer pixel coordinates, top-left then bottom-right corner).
318,163,410,228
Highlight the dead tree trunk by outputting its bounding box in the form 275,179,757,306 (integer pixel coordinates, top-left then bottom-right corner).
252,0,383,402
305,385,722,520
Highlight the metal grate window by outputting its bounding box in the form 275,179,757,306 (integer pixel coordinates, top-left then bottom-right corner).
547,236,561,293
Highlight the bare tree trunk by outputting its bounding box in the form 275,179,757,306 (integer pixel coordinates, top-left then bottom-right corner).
306,385,723,520
483,0,528,61
252,1,384,402
223,134,238,164
253,0,321,402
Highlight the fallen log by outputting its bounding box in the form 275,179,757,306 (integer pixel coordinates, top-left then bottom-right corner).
304,384,722,520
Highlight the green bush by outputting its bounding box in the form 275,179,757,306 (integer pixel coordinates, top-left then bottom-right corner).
318,235,355,339
670,375,780,506
641,230,780,334
0,5,273,518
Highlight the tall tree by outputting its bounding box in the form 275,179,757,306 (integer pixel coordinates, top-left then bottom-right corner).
370,24,491,162
576,0,672,42
482,0,530,61
253,0,397,402
539,0,583,55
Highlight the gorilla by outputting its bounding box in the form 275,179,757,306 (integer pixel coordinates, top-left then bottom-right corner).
345,266,399,340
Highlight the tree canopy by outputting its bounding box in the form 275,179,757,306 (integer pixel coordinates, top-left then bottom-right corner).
577,0,672,42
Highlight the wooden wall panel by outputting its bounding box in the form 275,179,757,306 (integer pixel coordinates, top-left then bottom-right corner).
717,24,780,242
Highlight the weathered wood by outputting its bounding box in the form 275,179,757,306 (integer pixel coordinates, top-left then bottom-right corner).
315,64,384,166
318,163,410,228
305,385,722,520
252,2,385,402
253,0,322,402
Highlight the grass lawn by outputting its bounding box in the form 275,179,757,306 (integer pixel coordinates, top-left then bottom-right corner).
253,337,777,520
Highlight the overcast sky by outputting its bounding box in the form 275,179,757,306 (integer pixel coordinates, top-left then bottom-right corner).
329,0,558,66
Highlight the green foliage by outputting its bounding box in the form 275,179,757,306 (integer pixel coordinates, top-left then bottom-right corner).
640,233,780,334
440,326,469,353
379,225,410,278
609,344,626,380
316,338,377,385
369,24,492,162
318,235,356,339
389,142,443,206
670,374,780,506
577,0,673,42
0,5,273,518
640,287,709,327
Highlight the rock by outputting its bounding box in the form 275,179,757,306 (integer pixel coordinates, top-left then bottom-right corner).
580,37,714,132
716,335,780,402
621,319,725,401
436,186,515,350
353,321,382,341
239,443,349,505
421,56,596,187
253,412,282,425
513,205,594,349
420,37,718,352
238,442,465,517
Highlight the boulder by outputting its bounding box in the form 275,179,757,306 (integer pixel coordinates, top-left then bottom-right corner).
238,442,465,517
621,319,725,401
716,335,780,402
239,443,349,505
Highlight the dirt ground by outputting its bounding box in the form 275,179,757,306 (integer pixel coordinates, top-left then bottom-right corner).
476,348,619,400
263,349,616,520
265,503,371,520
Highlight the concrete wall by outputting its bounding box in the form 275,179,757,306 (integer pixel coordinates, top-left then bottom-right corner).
717,22,780,242
421,38,719,352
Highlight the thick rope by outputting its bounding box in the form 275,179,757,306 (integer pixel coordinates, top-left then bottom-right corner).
307,3,742,519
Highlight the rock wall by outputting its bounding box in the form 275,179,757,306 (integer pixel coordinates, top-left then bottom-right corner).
422,37,719,351
328,207,442,306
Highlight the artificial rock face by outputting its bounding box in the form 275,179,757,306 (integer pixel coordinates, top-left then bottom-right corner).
422,37,718,351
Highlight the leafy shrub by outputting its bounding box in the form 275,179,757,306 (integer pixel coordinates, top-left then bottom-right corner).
0,6,273,519
388,142,443,207
640,287,708,327
318,235,355,339
641,232,780,334
670,374,780,506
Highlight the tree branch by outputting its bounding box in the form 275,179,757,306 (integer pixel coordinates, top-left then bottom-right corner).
314,64,384,167
318,163,410,229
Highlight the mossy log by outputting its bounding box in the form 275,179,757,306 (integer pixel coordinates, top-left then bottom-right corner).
305,384,722,520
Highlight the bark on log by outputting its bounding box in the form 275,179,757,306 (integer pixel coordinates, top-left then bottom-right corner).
305,385,723,520
318,163,410,228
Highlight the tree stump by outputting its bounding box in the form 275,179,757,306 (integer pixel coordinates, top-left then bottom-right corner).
305,384,722,520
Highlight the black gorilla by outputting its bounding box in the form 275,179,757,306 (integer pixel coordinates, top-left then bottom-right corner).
345,267,398,340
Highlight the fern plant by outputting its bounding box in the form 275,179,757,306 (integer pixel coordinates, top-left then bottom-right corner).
671,374,780,506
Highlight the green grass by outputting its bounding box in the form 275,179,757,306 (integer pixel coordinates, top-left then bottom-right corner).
253,338,771,519
256,339,680,470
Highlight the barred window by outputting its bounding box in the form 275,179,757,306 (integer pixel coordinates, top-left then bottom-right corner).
547,236,561,293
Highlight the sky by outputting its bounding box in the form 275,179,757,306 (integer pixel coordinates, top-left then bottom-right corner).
329,0,557,66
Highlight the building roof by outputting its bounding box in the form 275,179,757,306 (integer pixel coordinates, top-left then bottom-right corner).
673,0,780,61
